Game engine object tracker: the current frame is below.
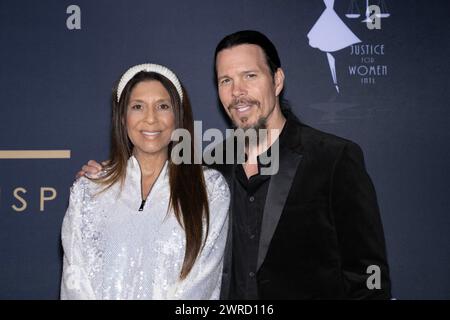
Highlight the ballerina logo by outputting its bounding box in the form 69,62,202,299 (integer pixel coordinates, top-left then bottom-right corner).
307,0,390,92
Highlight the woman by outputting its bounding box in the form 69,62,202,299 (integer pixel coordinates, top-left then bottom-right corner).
60,63,230,299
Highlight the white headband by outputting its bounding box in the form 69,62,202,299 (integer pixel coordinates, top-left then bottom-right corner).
116,63,183,102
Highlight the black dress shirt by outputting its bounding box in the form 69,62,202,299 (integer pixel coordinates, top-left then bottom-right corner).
229,126,287,299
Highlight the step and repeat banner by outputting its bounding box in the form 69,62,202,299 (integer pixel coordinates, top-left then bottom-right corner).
1,1,449,299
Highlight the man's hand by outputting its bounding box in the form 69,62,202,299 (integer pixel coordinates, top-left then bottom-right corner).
76,160,104,179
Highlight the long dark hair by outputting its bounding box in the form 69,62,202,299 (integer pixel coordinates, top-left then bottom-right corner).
95,70,209,280
214,30,281,78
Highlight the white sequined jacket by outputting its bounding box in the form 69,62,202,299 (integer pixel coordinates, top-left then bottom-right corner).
61,156,230,300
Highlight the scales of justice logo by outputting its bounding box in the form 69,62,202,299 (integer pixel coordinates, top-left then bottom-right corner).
307,0,390,93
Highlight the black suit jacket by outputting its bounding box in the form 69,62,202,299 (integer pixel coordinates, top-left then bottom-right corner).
210,109,391,299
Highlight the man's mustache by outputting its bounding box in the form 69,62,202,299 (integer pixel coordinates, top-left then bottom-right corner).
228,97,260,110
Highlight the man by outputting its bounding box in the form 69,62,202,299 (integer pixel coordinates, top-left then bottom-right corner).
79,30,391,299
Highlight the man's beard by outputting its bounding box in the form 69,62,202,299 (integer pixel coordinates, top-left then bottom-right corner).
228,97,267,132
228,97,268,150
230,115,268,152
235,115,267,132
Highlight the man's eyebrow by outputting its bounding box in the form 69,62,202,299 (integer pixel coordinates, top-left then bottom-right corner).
242,69,258,73
217,74,229,80
217,70,259,79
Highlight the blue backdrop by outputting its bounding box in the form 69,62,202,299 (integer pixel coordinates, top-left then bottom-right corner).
1,0,449,299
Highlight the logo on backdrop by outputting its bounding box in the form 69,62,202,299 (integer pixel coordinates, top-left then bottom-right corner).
307,0,390,92
0,150,71,212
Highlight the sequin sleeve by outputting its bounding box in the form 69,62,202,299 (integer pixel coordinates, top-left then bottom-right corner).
60,178,97,299
171,169,230,300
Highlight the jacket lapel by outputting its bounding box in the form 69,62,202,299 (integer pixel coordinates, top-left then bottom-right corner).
257,115,303,271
